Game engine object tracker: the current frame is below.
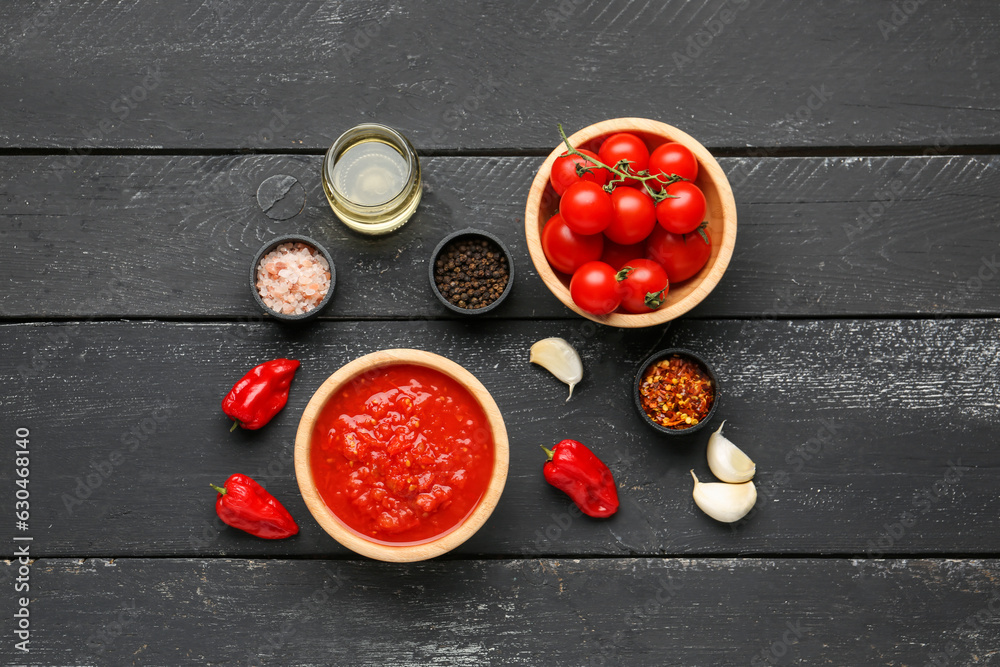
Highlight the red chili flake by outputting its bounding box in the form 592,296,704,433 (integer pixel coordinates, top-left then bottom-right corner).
639,355,714,429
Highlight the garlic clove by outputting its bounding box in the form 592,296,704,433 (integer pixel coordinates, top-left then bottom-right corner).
530,337,584,401
706,420,756,483
690,470,757,523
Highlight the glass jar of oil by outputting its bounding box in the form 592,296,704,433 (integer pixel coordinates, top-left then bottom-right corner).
322,124,422,235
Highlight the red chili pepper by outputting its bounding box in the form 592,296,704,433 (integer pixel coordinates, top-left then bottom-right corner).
541,439,619,518
222,358,300,431
210,474,299,539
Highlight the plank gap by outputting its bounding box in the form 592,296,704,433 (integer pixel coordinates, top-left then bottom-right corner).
0,145,998,158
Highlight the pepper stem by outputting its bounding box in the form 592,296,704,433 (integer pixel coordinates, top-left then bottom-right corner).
230,420,239,433
210,483,227,495
540,446,555,461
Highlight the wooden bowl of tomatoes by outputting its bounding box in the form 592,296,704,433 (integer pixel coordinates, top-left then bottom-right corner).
524,118,737,327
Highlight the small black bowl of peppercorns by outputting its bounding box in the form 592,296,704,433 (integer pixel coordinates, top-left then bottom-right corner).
429,229,514,315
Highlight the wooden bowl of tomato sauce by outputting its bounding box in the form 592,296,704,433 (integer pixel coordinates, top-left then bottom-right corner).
294,349,509,562
524,117,737,328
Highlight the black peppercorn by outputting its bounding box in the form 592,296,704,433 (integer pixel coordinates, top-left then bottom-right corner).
434,236,509,310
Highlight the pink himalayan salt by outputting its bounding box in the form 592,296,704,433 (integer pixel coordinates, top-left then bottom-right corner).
256,242,331,315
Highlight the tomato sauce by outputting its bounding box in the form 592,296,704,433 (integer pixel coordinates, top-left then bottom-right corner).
311,364,494,544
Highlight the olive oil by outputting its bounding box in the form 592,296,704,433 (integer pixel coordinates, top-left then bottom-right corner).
331,139,406,206
323,125,421,235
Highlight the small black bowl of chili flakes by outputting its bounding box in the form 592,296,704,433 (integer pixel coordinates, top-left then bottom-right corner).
634,348,720,436
429,229,514,315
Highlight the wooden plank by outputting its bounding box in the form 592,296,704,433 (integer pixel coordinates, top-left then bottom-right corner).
5,557,1000,665
3,1,999,150
2,154,999,320
2,319,998,558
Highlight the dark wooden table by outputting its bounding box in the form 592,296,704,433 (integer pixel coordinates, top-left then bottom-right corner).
3,1,1000,665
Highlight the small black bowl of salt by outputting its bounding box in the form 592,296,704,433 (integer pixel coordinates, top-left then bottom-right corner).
250,235,336,322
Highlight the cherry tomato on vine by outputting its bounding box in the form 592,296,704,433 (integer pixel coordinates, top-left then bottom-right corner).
655,181,706,235
600,241,646,271
570,261,622,315
550,149,609,196
646,223,712,283
648,142,699,186
616,258,669,314
605,186,656,245
598,133,649,184
540,212,604,275
560,181,614,235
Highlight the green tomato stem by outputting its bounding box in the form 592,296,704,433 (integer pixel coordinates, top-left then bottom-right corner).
615,266,636,282
644,287,669,309
557,123,685,202
690,220,710,244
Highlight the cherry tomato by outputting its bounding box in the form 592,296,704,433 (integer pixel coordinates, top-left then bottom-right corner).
646,224,712,283
616,258,669,314
605,187,656,245
648,142,699,187
655,181,706,235
570,261,621,315
600,241,646,271
598,133,649,181
550,149,609,196
560,181,614,235
540,212,604,275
